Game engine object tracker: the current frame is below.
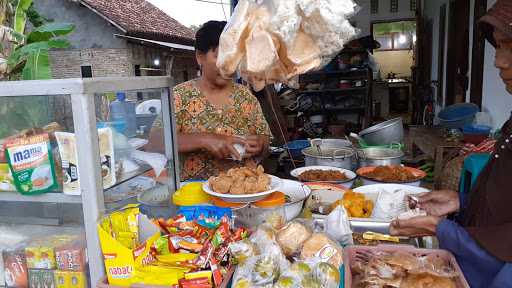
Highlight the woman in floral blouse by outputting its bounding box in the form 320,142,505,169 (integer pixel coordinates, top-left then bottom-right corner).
150,21,271,181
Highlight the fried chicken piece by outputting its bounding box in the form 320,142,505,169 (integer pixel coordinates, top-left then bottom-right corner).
254,174,270,192
240,167,258,177
243,176,260,194
229,176,246,195
209,175,234,194
256,165,265,176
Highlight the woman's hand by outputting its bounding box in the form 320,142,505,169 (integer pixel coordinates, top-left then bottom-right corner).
244,135,270,158
390,216,442,237
416,190,460,217
200,134,247,160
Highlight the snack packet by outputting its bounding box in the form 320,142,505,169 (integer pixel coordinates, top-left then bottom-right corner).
4,133,58,194
100,205,140,249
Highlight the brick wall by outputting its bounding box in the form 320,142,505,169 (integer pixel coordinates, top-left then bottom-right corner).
50,46,197,84
50,48,133,78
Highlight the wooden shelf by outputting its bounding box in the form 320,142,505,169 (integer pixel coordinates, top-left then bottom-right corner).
300,87,367,94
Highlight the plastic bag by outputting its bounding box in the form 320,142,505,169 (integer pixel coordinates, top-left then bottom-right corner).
324,206,353,246
217,0,359,91
231,224,290,287
276,220,312,257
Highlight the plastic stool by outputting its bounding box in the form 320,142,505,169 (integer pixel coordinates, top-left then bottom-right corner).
458,153,491,209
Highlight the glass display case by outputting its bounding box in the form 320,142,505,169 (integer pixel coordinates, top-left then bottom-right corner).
0,76,179,286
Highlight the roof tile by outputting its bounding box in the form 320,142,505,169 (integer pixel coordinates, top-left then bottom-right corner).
81,0,195,44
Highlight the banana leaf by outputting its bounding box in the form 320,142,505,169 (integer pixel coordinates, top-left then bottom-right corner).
27,22,74,43
22,47,50,79
13,0,32,34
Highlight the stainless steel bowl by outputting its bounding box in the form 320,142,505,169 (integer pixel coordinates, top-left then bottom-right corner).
302,147,355,169
359,118,404,146
357,147,404,167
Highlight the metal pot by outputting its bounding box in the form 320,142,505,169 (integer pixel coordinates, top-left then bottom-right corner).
359,118,404,146
310,138,352,150
302,147,355,169
357,147,404,167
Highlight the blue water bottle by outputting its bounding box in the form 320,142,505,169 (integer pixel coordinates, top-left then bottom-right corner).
110,92,128,135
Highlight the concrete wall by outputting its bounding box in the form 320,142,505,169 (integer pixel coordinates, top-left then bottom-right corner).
423,0,450,114
374,50,414,77
481,0,512,129
352,0,416,37
34,0,126,49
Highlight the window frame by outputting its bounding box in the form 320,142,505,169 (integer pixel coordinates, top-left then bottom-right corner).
371,19,417,52
80,65,93,78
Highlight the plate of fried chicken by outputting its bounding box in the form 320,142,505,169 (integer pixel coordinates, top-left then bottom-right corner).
204,165,283,203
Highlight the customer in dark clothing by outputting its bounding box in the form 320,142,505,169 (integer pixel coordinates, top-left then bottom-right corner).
390,1,512,287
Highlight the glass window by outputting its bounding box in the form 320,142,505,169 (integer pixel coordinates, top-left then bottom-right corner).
373,20,416,51
393,34,411,49
375,35,393,50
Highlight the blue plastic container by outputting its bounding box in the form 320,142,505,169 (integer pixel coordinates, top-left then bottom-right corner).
438,103,479,129
462,124,491,135
284,140,311,159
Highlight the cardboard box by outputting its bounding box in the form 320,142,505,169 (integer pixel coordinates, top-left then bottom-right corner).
28,269,55,288
55,271,87,288
3,250,28,288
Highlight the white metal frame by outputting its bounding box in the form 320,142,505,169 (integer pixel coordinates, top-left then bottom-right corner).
0,76,178,285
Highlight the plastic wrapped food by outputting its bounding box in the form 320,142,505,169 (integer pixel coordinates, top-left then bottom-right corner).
274,275,301,288
300,277,322,288
351,251,459,288
313,262,340,288
252,255,281,285
276,221,312,256
217,0,358,91
229,239,258,265
300,233,343,268
289,262,313,279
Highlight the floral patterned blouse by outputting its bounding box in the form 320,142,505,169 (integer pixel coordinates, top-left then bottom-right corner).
152,79,271,181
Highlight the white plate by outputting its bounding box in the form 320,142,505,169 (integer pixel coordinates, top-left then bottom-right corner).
203,175,283,203
291,166,357,184
311,184,429,222
352,184,430,222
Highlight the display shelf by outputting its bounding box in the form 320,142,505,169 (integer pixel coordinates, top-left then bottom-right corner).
0,191,82,204
300,87,367,94
0,76,179,286
299,69,370,82
302,106,366,115
105,163,153,192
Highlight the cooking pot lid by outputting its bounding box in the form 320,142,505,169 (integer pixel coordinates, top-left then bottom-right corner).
359,117,403,136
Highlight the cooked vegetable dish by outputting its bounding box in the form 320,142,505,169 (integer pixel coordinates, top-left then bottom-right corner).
362,165,420,182
298,169,348,182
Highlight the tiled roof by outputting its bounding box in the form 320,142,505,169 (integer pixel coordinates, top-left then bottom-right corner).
80,0,195,45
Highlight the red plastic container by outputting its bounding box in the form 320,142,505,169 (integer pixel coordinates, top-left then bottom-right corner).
343,245,470,288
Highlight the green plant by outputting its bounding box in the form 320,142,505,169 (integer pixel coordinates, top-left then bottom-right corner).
2,0,74,80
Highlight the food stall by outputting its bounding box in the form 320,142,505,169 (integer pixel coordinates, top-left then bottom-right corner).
0,0,486,287
0,76,180,286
